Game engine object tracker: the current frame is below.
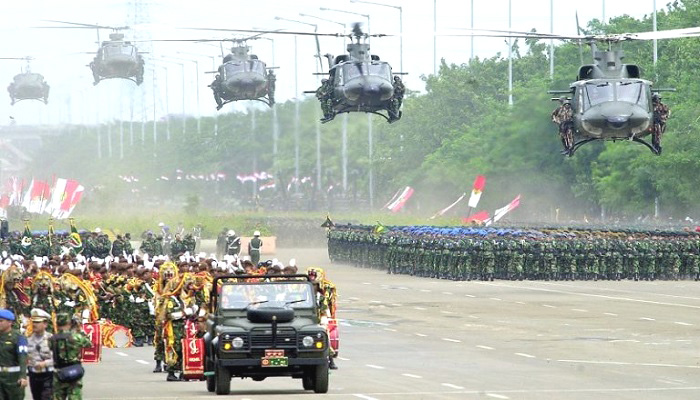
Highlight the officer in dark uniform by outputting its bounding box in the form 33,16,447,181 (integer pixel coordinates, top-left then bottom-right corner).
0,309,28,399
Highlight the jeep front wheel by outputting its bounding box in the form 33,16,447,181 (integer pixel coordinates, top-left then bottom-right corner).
215,364,231,395
313,363,329,393
302,375,314,390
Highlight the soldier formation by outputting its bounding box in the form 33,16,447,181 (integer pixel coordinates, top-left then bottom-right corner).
328,224,700,282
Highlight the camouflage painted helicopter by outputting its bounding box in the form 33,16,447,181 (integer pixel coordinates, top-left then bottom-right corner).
40,21,146,85
2,57,49,105
182,23,404,122
445,26,700,155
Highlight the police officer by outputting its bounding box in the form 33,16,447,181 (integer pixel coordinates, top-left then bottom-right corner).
248,231,263,265
226,230,241,256
49,313,91,400
0,308,28,400
27,309,53,400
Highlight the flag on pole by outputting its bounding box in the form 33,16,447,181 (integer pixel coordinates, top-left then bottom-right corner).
462,211,490,224
467,175,486,208
486,195,521,226
430,193,467,219
387,187,414,212
373,221,388,235
69,219,83,254
20,220,32,256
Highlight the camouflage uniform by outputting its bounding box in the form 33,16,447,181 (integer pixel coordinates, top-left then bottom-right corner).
49,314,91,400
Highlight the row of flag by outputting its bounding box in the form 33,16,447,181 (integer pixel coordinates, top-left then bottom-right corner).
1,177,85,219
236,171,273,183
120,172,228,183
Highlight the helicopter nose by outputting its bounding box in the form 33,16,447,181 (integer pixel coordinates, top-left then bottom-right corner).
606,115,629,129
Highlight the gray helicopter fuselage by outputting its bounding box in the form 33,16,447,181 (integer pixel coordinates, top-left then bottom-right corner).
331,61,394,109
221,59,269,100
570,78,653,140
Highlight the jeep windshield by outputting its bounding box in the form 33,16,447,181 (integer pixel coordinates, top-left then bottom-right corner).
220,282,315,310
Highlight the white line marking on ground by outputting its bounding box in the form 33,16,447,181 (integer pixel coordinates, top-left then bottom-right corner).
468,315,479,319
420,289,431,293
348,297,360,301
490,297,502,301
338,357,350,361
485,282,700,310
604,312,618,316
402,373,422,379
115,352,128,357
383,328,397,332
440,310,454,314
135,360,149,365
543,304,556,308
639,317,656,321
398,286,409,290
487,394,510,399
353,394,379,400
415,333,428,337
477,345,494,350
366,364,385,370
674,321,693,326
442,291,454,295
414,307,426,310
369,300,382,304
442,338,462,343
572,309,588,312
557,359,700,369
442,383,465,389
515,301,526,305
390,303,403,307
464,294,475,298
609,339,640,343
676,339,692,343
362,282,372,285
515,353,536,358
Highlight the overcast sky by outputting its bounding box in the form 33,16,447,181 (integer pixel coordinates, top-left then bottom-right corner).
0,0,661,126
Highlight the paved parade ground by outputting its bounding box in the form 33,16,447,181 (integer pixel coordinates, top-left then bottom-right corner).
84,248,700,400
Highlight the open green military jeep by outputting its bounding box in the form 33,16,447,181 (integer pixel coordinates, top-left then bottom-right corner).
204,274,330,395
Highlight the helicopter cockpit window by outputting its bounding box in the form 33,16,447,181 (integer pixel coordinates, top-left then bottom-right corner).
248,60,266,73
616,81,648,108
584,82,614,107
368,63,391,80
103,45,135,58
343,64,364,80
223,63,245,78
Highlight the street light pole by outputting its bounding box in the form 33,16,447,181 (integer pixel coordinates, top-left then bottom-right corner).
349,0,403,74
163,55,201,135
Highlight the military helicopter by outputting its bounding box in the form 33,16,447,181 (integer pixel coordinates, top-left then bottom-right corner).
1,57,49,105
181,23,403,122
443,25,700,156
40,21,145,85
210,37,277,109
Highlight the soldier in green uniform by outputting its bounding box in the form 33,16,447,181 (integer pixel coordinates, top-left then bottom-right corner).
248,231,263,266
111,235,125,258
49,313,91,400
0,309,28,400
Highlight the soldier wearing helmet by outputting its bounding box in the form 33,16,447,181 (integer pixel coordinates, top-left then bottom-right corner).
551,97,574,156
651,93,670,154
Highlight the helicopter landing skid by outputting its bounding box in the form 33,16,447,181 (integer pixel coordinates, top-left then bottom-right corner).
563,138,597,156
367,109,401,123
631,137,662,155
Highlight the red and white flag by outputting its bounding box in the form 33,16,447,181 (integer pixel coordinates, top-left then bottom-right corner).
486,195,521,226
27,180,50,214
50,179,80,219
462,211,490,224
467,175,486,208
387,186,414,213
430,192,467,219
60,185,84,219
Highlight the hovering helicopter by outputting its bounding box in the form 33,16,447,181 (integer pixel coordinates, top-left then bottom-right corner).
181,23,404,122
210,38,277,109
40,21,146,85
1,57,50,105
444,25,700,156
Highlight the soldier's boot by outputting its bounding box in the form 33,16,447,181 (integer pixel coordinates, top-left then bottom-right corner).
134,337,144,347
695,273,699,281
329,357,338,370
634,273,639,281
593,273,598,281
489,273,494,282
153,360,163,373
166,371,180,381
147,336,154,346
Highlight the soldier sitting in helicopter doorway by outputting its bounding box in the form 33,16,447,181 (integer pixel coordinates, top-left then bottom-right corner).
267,70,276,105
551,97,574,156
388,75,405,122
651,93,670,153
316,78,335,122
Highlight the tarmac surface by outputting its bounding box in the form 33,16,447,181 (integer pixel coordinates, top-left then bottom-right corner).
83,247,700,400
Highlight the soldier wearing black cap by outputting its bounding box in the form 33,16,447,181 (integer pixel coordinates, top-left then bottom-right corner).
0,308,27,399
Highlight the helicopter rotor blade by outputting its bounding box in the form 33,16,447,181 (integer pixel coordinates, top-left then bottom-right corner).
575,11,584,65
182,26,390,38
40,20,129,31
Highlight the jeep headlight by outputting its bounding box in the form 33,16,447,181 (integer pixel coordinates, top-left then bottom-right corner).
232,337,244,349
302,336,314,348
